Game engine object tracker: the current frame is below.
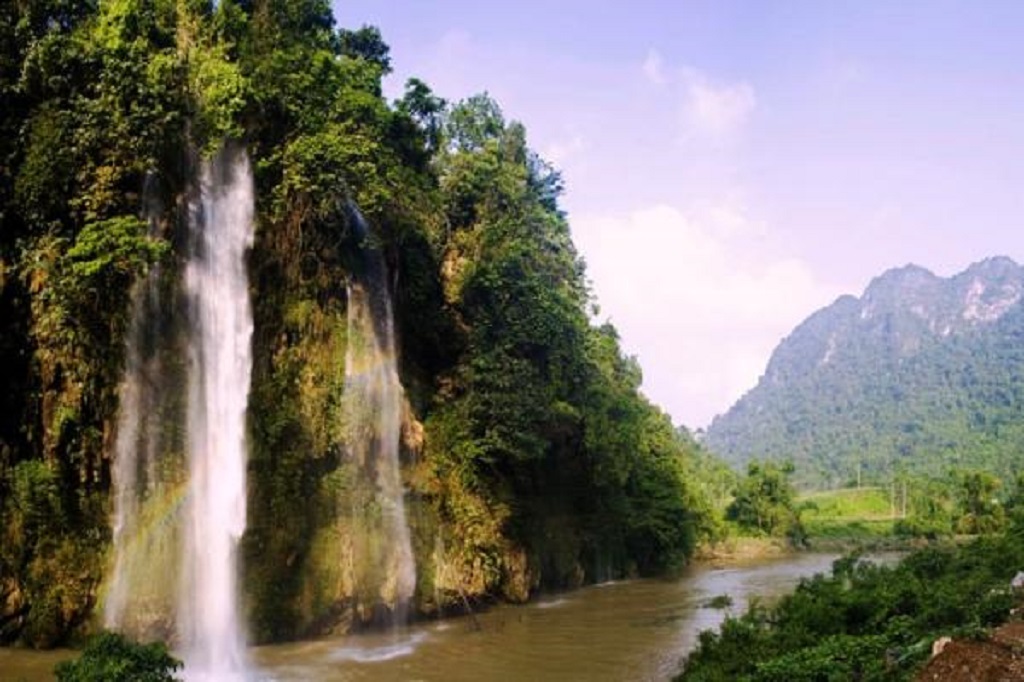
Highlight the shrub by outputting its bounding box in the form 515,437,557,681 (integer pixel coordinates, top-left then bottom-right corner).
54,632,181,682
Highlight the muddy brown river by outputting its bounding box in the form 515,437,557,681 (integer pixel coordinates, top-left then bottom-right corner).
2,553,894,681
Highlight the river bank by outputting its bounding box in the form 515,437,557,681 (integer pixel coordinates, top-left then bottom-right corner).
692,536,793,565
692,532,917,568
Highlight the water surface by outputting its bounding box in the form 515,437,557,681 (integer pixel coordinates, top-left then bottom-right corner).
1,553,886,681
253,552,852,682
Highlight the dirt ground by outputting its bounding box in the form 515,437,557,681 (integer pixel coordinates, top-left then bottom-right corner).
916,621,1024,681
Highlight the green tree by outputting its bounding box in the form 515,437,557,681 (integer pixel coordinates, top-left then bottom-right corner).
396,77,445,153
339,24,391,74
955,469,1005,534
894,476,954,539
422,92,709,588
727,460,804,539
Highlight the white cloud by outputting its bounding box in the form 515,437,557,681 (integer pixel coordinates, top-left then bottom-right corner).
637,56,757,141
543,133,587,168
642,49,668,86
680,68,757,139
572,203,841,428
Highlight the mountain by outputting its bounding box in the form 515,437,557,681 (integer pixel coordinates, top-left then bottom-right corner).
705,257,1024,487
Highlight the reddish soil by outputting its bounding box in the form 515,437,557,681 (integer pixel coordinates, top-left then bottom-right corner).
916,621,1024,681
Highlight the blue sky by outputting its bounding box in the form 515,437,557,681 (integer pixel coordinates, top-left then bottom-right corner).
333,1,1024,429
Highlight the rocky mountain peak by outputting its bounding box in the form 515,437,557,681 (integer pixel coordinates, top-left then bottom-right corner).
706,256,1024,487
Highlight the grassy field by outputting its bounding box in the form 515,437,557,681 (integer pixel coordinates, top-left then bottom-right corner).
798,486,899,545
698,487,913,562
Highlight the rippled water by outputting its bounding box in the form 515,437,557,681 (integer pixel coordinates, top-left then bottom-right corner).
251,552,854,682
2,553,891,681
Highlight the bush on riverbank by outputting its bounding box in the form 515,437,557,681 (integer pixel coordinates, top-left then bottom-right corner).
676,521,1024,681
54,632,181,681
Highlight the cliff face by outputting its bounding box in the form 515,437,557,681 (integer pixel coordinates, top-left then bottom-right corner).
706,258,1024,487
0,2,707,647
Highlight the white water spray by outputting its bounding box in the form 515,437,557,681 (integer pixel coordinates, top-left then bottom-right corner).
180,144,254,679
105,177,169,633
343,207,416,612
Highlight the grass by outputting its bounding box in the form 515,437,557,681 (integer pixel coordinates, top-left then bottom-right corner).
799,486,893,518
798,487,904,548
698,487,913,562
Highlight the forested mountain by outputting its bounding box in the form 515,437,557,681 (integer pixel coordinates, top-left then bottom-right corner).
706,257,1024,487
0,0,712,647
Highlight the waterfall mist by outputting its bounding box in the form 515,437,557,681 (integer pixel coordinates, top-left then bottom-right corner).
105,175,179,635
343,206,416,617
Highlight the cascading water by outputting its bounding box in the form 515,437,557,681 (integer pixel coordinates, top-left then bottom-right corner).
343,206,416,615
105,176,175,634
107,150,416,670
180,144,254,679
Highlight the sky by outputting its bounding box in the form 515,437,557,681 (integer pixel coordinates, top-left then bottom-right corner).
332,0,1024,429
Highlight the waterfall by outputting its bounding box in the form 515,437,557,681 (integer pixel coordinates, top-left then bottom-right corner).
105,175,173,633
180,144,254,678
343,206,416,615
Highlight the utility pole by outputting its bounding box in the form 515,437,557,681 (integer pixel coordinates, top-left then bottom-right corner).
890,480,896,520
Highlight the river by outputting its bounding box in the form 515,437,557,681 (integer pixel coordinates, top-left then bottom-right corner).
0,552,887,681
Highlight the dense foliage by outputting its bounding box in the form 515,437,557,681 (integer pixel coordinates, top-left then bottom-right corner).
726,461,804,542
677,522,1024,681
0,0,711,645
707,258,1024,489
794,468,1019,545
887,468,1018,539
54,632,181,682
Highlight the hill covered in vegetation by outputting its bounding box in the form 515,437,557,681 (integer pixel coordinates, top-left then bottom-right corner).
0,0,714,647
706,257,1024,488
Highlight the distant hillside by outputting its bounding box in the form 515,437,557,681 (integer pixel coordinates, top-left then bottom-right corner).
705,257,1024,487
